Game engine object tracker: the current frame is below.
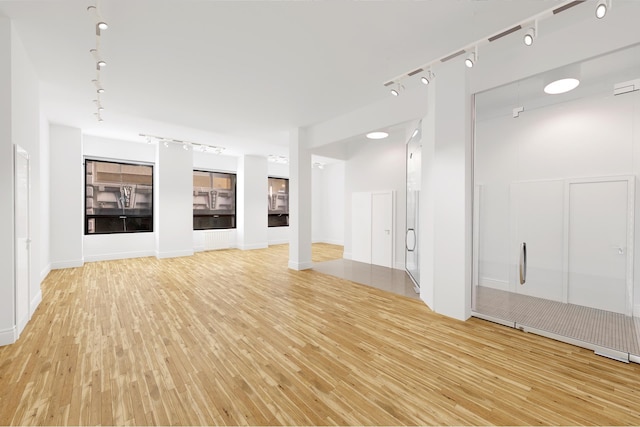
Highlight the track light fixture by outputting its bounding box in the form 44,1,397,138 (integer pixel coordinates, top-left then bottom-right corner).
465,51,476,68
88,2,108,121
420,70,434,85
523,27,535,46
140,133,226,154
595,0,610,19
390,82,404,96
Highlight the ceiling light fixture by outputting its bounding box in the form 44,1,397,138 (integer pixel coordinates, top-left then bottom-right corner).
97,21,108,30
544,78,580,94
366,131,389,140
88,2,108,121
523,20,537,46
595,0,610,18
465,47,477,68
420,70,434,85
140,133,226,154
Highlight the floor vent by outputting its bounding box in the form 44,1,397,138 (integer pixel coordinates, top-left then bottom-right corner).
203,230,233,251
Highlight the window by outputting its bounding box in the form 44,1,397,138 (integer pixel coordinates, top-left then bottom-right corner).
193,170,236,230
85,159,153,234
268,177,289,227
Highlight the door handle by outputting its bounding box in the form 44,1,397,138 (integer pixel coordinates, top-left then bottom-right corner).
406,228,417,252
519,242,527,285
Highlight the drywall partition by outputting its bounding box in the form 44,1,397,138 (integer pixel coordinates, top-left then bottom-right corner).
0,16,15,345
344,134,406,269
39,112,50,283
420,99,436,309
288,128,312,270
83,135,157,261
429,60,472,321
50,125,84,269
237,155,268,250
155,141,194,258
11,23,42,319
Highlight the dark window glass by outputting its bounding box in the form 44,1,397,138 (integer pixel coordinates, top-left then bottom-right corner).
85,160,153,234
268,177,289,227
194,170,236,230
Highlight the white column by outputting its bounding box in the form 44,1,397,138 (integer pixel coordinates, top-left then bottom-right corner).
155,142,194,258
50,124,84,269
288,128,312,270
429,60,473,321
236,155,268,250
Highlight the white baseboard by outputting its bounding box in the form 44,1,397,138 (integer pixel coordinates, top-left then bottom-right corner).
194,245,205,253
239,243,269,250
343,252,352,260
288,260,313,271
51,259,84,269
479,277,510,291
268,239,289,245
17,313,29,338
84,251,155,262
30,289,42,317
155,250,194,259
394,261,405,271
634,304,640,318
317,239,344,246
40,263,51,282
0,326,16,347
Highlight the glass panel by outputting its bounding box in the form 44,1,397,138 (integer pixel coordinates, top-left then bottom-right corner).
85,159,153,234
268,177,289,227
406,125,421,290
473,44,640,358
193,170,236,230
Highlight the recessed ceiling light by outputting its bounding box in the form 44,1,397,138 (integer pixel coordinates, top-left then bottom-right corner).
544,78,580,94
366,131,389,140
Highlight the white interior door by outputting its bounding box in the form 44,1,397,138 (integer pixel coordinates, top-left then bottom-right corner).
14,145,30,332
510,180,564,301
567,179,633,315
371,192,393,268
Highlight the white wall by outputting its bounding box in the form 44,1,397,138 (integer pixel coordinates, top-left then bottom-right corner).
0,18,44,345
50,124,84,268
312,162,345,245
83,135,157,261
11,24,42,319
0,17,16,345
237,155,268,250
39,110,50,282
344,136,406,269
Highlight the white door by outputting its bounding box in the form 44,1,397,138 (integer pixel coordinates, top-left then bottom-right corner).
510,180,565,301
371,192,393,268
567,179,632,315
14,145,30,333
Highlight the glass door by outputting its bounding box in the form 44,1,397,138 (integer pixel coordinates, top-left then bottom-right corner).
406,124,421,292
472,44,640,360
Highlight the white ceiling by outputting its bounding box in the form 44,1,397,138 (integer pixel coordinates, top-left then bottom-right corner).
0,0,568,157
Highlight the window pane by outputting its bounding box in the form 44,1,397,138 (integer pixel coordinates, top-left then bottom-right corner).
86,159,154,234
193,170,236,230
268,177,289,227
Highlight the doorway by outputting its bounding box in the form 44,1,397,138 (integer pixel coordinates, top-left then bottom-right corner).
405,125,421,291
14,145,30,334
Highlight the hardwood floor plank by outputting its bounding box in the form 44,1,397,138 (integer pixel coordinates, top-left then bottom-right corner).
1,244,640,425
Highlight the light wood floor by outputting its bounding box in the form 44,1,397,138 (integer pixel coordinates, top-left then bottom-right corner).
1,243,640,425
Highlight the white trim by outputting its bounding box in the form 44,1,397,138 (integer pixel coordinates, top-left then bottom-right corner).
630,354,640,364
40,263,51,282
394,261,405,270
268,239,289,245
51,259,84,269
16,312,28,337
194,245,205,253
320,239,344,246
0,327,17,347
30,289,42,317
479,277,510,291
288,260,313,271
472,312,516,328
155,250,194,259
84,250,155,262
238,243,268,251
633,304,640,318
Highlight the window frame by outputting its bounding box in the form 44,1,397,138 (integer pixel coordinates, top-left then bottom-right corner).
193,169,237,230
268,176,289,228
84,158,154,235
